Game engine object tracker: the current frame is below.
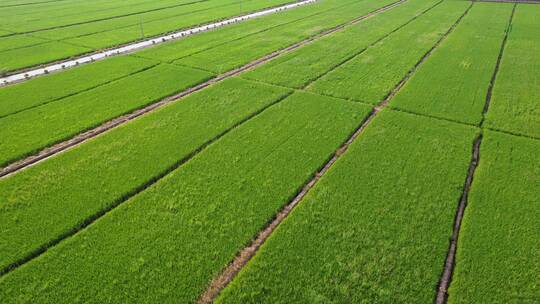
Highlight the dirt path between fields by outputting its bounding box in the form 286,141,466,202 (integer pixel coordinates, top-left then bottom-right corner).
197,3,474,302
0,0,406,179
434,4,516,303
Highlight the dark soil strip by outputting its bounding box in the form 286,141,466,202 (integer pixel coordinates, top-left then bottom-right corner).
198,4,473,302
0,0,406,179
434,134,481,304
0,90,294,278
480,3,516,127
434,4,516,304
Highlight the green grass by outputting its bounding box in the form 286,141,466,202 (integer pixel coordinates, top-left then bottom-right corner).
63,0,297,50
0,0,356,118
390,2,513,125
0,77,291,275
0,55,158,118
484,4,540,138
0,41,92,72
241,0,439,89
174,0,399,73
0,0,197,32
0,63,213,166
0,34,46,52
448,131,540,303
307,0,470,104
0,91,371,303
0,0,296,72
217,109,477,303
136,0,361,63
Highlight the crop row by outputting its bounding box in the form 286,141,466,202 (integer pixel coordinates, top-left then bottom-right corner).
0,89,371,303
484,4,540,138
0,0,200,30
448,131,540,303
240,0,441,89
305,0,471,104
0,0,221,52
0,62,214,166
216,110,477,303
390,2,514,125
0,56,159,118
0,0,296,73
0,0,351,117
149,0,399,72
0,78,291,274
0,0,398,168
0,0,409,271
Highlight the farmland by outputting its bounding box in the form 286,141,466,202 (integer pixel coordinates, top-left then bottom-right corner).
0,0,538,303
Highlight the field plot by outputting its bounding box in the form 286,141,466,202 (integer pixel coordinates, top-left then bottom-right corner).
217,110,477,303
484,4,540,138
241,0,440,89
448,131,540,303
390,2,513,125
0,77,290,275
0,92,371,303
0,55,159,118
0,0,297,73
0,0,539,303
0,0,399,169
172,0,399,73
136,0,368,63
0,63,213,166
307,0,470,103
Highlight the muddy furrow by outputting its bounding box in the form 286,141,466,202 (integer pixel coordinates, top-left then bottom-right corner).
0,0,406,179
198,3,473,302
434,4,516,304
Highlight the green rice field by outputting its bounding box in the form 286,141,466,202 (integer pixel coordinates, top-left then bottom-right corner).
0,0,538,303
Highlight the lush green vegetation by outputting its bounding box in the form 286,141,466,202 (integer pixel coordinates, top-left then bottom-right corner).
485,5,540,138
448,131,539,303
0,1,537,302
217,109,477,303
0,55,158,118
0,0,362,119
0,63,213,166
62,0,294,49
174,0,398,73
0,0,295,72
307,0,470,104
241,0,439,89
0,77,291,274
0,0,399,167
0,41,91,73
137,0,362,63
390,2,512,125
0,92,371,303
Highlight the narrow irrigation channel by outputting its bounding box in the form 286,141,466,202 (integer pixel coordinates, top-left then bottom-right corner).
198,3,473,302
0,0,407,179
435,4,516,303
0,0,408,278
0,0,317,86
